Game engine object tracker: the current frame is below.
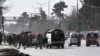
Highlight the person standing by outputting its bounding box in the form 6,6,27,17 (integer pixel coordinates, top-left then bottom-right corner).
36,34,43,49
0,32,2,45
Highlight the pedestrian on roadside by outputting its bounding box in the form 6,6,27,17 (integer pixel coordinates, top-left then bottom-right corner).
36,34,44,49
0,32,2,45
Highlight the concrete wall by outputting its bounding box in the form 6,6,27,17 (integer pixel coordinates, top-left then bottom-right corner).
30,20,69,34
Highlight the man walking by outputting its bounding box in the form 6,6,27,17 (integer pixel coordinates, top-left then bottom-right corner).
0,32,2,45
36,34,43,49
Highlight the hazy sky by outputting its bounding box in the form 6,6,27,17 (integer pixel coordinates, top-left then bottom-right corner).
3,0,82,16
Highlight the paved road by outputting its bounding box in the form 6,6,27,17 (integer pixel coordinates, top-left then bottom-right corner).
19,40,100,56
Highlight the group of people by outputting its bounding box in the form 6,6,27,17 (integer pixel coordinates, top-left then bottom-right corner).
4,31,45,49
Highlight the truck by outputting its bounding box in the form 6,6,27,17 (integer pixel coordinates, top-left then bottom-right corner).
45,29,65,49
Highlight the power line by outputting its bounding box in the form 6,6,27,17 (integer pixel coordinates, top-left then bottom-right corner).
32,7,37,14
37,3,46,9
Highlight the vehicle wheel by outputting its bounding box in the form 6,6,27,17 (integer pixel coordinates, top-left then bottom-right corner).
40,46,43,49
50,45,52,48
97,44,99,47
77,44,80,47
57,45,60,48
68,44,72,47
86,44,90,47
46,45,49,48
61,44,64,49
24,46,26,49
77,43,81,47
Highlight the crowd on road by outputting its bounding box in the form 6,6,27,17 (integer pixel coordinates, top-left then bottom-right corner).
4,31,45,49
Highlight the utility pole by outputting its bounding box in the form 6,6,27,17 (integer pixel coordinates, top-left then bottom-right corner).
48,0,50,18
0,0,6,44
1,15,4,39
88,0,91,30
77,0,80,32
71,6,77,12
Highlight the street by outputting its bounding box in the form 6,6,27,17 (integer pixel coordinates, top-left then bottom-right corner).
19,40,100,56
0,0,100,56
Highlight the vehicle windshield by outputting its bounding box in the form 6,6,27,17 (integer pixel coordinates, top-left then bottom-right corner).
87,33,98,39
71,33,79,38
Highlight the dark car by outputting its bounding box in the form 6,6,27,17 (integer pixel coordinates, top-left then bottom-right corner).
45,29,65,49
86,32,99,47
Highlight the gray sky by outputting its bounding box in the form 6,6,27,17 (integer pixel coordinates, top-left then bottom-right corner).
3,0,82,16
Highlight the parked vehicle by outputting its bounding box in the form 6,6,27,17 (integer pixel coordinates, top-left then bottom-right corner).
68,31,81,47
45,29,65,48
86,32,99,47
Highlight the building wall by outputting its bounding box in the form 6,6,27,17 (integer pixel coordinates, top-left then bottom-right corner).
30,20,69,34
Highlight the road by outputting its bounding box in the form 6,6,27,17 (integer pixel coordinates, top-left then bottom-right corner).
19,40,100,56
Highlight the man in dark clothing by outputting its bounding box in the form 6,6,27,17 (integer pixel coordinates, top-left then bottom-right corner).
0,32,2,45
18,33,29,49
36,34,44,49
7,34,14,45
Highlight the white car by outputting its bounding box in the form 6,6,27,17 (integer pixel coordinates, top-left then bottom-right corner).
68,32,81,47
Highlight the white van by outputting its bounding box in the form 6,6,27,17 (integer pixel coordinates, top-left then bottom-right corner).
68,32,81,47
